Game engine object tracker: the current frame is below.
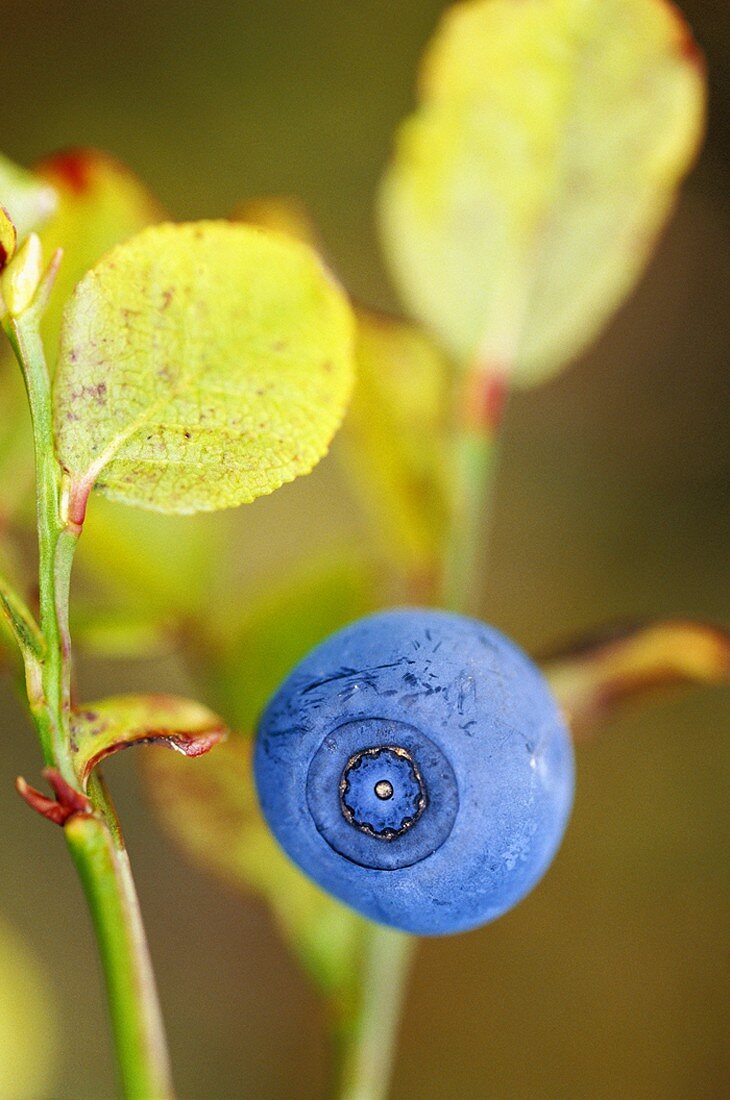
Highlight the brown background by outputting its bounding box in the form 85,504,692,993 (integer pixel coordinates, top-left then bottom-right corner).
0,1,728,1097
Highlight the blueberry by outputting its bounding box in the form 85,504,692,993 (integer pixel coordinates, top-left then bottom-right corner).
254,609,574,935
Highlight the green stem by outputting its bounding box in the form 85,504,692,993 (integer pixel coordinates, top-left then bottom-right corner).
6,312,73,773
443,430,501,614
4,303,174,1099
67,781,173,1100
336,927,414,1100
442,360,510,615
335,356,512,1099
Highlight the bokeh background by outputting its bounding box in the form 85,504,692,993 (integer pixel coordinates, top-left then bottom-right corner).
0,1,728,1097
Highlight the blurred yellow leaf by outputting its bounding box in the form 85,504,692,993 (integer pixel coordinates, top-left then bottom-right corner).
235,197,453,583
231,194,320,248
143,736,367,998
36,148,164,362
54,221,355,514
340,310,451,581
142,555,374,997
544,620,730,739
380,0,705,382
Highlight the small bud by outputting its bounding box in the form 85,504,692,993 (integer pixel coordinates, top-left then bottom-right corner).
0,206,17,273
1,232,43,317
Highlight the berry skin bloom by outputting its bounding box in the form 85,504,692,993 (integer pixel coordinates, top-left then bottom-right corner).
254,609,574,935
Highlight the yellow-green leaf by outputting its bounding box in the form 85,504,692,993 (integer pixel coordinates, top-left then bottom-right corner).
70,693,227,788
78,496,225,617
231,195,320,249
54,220,355,515
36,148,164,362
235,197,453,583
0,152,57,242
143,734,367,997
379,0,706,383
340,309,451,582
544,620,730,740
212,554,374,732
142,555,374,996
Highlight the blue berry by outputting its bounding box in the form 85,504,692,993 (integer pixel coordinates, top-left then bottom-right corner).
254,609,574,935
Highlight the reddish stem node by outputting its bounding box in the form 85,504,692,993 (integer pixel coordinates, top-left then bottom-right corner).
462,365,509,434
16,768,92,825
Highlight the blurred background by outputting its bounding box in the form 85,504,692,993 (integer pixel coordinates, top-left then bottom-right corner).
0,1,728,1096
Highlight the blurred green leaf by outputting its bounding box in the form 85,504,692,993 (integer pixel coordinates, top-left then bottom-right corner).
142,555,374,999
545,620,730,739
36,148,164,364
55,221,355,515
71,693,227,788
143,735,367,1000
340,309,451,583
0,152,57,243
77,497,225,618
212,554,374,731
235,195,453,585
0,917,58,1098
73,604,175,660
380,0,705,382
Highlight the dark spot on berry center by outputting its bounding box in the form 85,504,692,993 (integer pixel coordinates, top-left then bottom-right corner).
339,745,426,840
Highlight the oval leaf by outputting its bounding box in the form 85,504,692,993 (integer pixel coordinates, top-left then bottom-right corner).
54,221,355,514
379,0,705,382
544,620,730,740
70,693,227,787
